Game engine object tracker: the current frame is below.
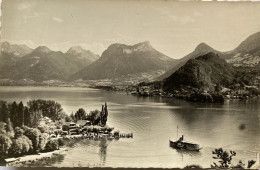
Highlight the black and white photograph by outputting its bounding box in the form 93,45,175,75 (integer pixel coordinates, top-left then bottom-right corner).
0,0,260,168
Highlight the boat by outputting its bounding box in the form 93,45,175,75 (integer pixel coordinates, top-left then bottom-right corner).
169,136,202,151
169,127,202,151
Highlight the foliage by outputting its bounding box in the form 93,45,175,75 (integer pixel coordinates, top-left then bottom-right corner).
0,133,12,156
17,102,24,127
29,109,42,128
211,148,236,168
38,133,49,151
75,108,86,121
23,107,31,127
211,93,225,103
5,118,14,137
38,125,50,133
9,135,32,157
14,127,24,138
10,101,18,127
0,121,6,134
86,110,100,125
57,138,65,147
248,160,256,168
68,112,77,122
62,125,70,131
188,92,213,103
45,140,59,151
0,103,10,123
27,99,64,121
24,127,41,152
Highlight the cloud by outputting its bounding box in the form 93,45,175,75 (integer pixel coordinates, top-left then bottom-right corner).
52,17,64,23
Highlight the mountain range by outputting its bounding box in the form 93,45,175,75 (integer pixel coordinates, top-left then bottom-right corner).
0,31,260,84
158,31,260,80
0,42,99,82
72,41,176,80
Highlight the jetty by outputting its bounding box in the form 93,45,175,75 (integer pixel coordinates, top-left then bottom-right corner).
59,131,133,140
4,148,68,167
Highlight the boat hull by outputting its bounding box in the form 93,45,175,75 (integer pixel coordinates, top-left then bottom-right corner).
169,140,202,151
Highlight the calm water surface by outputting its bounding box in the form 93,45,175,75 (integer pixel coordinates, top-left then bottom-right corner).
0,86,260,168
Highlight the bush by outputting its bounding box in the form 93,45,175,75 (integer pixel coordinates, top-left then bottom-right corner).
9,135,32,157
14,127,25,138
57,138,65,147
189,92,213,102
62,125,69,131
0,134,12,156
211,93,225,103
24,127,41,152
45,140,59,151
38,133,49,151
38,126,49,133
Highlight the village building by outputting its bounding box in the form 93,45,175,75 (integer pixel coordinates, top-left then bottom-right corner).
77,120,91,127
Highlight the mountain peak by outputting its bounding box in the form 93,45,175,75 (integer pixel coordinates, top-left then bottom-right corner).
137,41,150,46
194,42,214,52
67,46,85,54
34,46,51,53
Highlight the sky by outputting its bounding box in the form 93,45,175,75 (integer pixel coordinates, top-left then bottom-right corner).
1,0,260,59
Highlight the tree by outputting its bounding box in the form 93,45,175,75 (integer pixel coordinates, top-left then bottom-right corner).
10,101,18,127
86,110,100,125
37,125,49,133
211,148,236,168
17,102,24,127
0,103,10,123
69,112,76,122
0,134,12,156
24,127,41,152
5,118,14,137
0,101,7,122
29,109,42,128
14,127,24,138
9,135,32,157
38,133,49,151
100,103,108,126
0,122,6,134
23,107,31,127
45,140,59,151
75,108,86,121
27,100,64,121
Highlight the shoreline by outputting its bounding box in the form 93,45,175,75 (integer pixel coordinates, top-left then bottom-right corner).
3,148,68,167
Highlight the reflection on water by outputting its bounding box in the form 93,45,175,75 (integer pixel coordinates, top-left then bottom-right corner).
99,138,108,165
0,86,260,168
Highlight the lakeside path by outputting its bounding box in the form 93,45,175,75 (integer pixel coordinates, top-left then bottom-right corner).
4,148,68,167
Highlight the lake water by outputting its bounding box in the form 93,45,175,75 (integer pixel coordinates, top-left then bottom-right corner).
0,86,260,168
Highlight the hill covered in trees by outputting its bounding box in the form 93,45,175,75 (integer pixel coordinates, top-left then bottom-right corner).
163,52,235,92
